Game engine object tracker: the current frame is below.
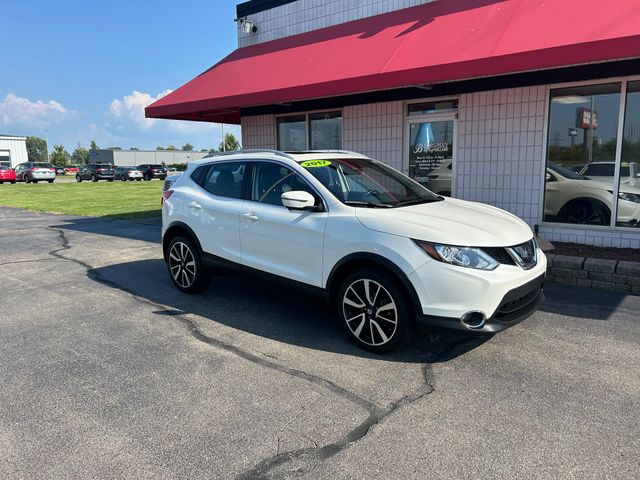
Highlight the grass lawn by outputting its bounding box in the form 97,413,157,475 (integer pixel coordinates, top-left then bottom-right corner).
0,180,164,218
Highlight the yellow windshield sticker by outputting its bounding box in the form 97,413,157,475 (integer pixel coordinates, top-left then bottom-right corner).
301,160,331,168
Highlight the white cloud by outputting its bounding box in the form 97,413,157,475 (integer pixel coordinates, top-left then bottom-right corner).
109,89,224,135
0,93,75,129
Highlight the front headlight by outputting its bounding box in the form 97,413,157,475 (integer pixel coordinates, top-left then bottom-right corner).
619,192,640,203
413,240,499,271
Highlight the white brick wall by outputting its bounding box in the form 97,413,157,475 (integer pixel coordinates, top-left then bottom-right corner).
457,86,546,228
238,0,433,47
241,115,276,149
343,102,404,171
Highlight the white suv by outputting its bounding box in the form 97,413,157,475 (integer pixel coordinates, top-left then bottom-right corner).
162,150,546,352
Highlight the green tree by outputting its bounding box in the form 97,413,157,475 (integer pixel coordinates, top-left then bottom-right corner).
218,133,241,152
166,145,176,151
156,146,165,151
130,147,139,151
50,145,71,166
90,140,99,150
107,146,122,150
26,136,48,162
182,143,194,151
71,146,89,165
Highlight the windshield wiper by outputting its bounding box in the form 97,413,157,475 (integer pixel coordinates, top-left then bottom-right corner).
344,201,394,208
395,196,445,207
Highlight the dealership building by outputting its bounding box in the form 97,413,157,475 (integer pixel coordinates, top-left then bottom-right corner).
0,134,28,168
88,149,209,167
146,0,640,249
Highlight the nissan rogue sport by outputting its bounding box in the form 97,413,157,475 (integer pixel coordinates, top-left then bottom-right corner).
161,150,546,352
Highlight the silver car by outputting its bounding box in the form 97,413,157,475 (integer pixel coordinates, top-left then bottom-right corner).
14,162,56,183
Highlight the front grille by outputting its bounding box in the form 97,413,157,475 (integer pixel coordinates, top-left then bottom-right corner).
493,274,544,322
482,247,516,266
496,288,539,318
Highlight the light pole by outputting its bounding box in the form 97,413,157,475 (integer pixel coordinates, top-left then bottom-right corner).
44,130,50,162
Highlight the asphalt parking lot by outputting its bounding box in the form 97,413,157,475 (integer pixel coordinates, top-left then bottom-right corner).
0,206,638,479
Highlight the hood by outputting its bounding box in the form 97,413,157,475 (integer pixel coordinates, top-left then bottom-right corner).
355,197,533,247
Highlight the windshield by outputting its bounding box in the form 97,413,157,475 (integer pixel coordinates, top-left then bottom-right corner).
300,158,441,208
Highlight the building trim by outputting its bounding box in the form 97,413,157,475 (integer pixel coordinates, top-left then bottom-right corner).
236,0,297,17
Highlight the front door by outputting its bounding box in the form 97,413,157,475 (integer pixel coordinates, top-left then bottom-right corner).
406,114,456,196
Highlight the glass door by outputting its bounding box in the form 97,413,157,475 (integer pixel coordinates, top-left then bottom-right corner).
406,114,456,196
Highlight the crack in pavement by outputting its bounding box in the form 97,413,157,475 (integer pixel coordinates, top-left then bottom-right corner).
38,225,475,480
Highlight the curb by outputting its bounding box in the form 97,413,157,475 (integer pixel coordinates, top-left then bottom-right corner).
545,254,640,295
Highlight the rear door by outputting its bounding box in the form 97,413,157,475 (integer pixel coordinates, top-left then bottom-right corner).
188,161,247,264
239,161,327,287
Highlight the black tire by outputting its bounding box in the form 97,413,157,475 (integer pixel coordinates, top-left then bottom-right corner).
47,180,54,183
107,178,113,182
91,174,98,182
24,175,31,184
120,176,127,182
76,175,82,183
10,181,15,184
563,201,610,226
143,174,151,181
33,180,38,184
165,235,211,293
337,268,412,353
136,178,142,181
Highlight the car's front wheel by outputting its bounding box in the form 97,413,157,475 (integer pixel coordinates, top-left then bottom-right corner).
337,269,411,353
166,236,211,293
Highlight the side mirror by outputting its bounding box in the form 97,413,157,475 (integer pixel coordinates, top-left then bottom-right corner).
281,190,316,210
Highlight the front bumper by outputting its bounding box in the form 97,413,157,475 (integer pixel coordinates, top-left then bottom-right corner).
409,249,547,333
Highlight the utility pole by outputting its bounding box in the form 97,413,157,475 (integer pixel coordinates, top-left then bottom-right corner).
45,130,50,162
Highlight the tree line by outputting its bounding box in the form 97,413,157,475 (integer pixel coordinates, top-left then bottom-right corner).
25,133,241,166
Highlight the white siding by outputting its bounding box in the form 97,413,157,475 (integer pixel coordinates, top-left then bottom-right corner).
238,0,434,47
0,136,28,168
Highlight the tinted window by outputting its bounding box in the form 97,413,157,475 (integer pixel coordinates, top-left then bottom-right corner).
193,162,245,199
251,162,316,206
583,163,615,176
277,115,307,151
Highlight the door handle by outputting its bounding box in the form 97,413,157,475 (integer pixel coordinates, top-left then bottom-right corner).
242,212,259,222
188,202,202,210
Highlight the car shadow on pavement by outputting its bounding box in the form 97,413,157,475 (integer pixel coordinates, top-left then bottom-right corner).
51,217,162,244
89,258,490,363
540,283,628,321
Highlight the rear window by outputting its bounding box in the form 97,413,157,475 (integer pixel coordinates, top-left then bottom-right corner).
33,163,54,168
150,164,163,168
96,164,112,168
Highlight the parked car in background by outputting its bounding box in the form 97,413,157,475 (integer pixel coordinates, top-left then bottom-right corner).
579,161,640,186
166,167,178,174
0,166,16,184
65,166,80,174
14,162,56,183
423,159,452,196
138,164,167,181
115,166,144,181
55,166,66,176
545,162,640,226
76,164,115,182
162,149,546,352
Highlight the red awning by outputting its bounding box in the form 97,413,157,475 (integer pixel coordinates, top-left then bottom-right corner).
145,0,640,124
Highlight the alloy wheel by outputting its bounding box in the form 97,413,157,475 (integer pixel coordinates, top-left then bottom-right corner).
567,204,605,225
342,278,398,347
168,241,197,289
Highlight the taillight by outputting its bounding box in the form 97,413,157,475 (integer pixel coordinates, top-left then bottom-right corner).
161,190,174,205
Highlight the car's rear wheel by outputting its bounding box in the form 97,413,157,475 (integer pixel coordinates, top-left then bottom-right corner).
91,174,98,182
121,175,127,182
24,175,31,184
166,236,211,293
47,180,54,183
564,201,610,226
337,269,411,353
76,175,82,182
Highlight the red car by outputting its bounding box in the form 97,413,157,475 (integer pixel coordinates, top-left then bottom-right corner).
65,166,80,174
0,166,16,184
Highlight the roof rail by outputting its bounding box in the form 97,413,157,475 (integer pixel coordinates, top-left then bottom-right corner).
285,150,369,158
204,149,295,160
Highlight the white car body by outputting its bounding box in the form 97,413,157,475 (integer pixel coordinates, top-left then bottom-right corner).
162,150,546,350
578,161,640,187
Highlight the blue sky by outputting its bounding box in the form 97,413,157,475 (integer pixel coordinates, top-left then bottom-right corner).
0,0,242,151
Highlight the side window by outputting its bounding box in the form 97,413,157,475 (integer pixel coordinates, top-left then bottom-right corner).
193,162,245,199
251,162,317,206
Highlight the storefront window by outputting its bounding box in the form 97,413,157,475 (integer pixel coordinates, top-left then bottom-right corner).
616,81,640,227
408,99,458,116
544,83,621,226
277,115,307,151
310,111,341,150
408,120,454,196
277,111,342,151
